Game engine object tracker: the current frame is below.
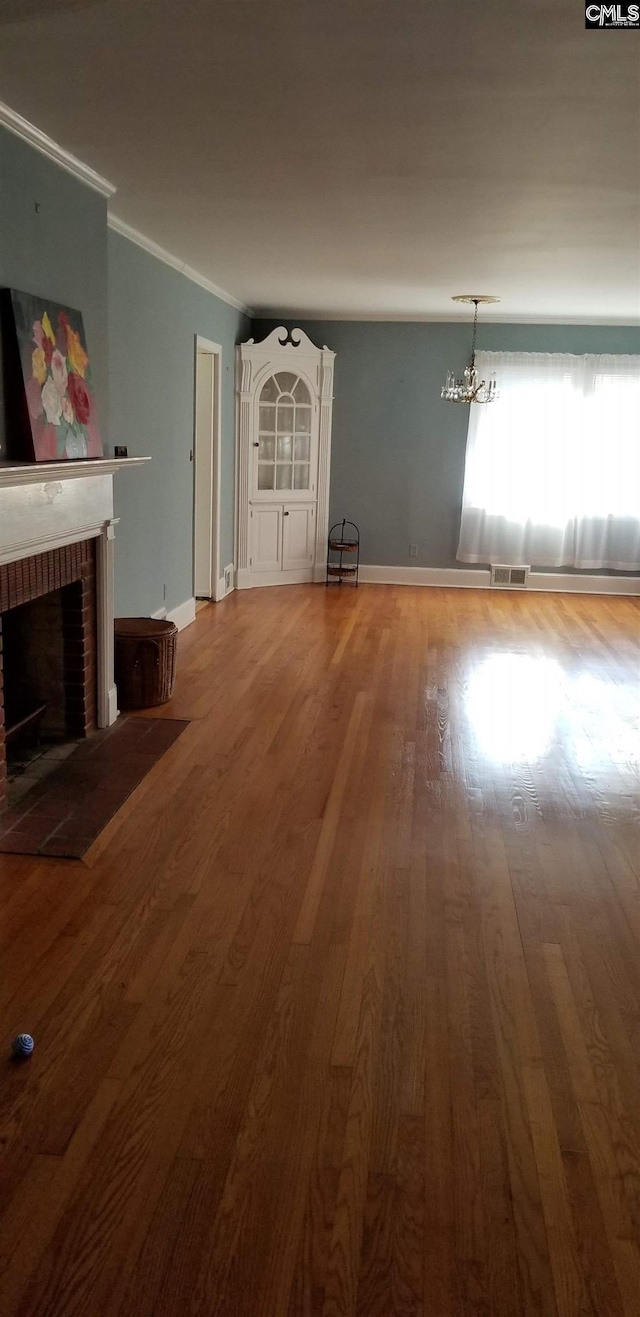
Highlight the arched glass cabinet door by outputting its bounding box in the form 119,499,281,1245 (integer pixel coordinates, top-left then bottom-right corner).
255,372,313,495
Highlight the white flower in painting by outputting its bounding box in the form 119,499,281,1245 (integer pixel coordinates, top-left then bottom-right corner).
62,395,74,424
42,376,63,425
65,430,88,458
51,348,68,394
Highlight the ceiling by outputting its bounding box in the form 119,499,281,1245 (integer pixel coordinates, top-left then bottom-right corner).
0,0,638,322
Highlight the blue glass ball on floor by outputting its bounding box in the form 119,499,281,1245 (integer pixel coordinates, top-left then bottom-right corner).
11,1033,34,1058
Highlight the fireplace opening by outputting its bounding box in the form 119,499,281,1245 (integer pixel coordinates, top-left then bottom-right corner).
0,541,97,812
3,586,82,803
4,589,66,742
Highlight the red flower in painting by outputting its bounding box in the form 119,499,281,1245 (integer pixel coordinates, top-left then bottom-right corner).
56,312,68,353
43,336,54,367
25,376,43,420
38,424,58,460
67,372,91,425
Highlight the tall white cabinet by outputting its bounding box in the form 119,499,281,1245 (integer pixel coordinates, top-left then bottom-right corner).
235,328,335,589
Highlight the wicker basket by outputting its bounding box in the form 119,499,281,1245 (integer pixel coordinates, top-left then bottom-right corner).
114,617,178,709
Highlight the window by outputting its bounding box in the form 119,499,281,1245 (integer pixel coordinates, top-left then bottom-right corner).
457,352,640,570
257,372,312,493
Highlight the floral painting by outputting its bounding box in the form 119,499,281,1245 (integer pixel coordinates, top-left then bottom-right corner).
2,289,103,461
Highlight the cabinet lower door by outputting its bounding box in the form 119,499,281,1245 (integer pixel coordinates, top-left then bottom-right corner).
251,505,282,572
282,504,315,570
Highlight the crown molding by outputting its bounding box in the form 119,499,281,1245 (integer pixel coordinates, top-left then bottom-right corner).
2,102,634,328
0,99,250,314
254,308,640,327
0,100,116,198
107,214,252,316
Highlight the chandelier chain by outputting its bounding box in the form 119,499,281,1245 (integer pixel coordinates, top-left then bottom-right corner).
471,299,479,363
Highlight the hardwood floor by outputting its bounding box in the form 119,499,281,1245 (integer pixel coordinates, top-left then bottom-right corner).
0,583,639,1316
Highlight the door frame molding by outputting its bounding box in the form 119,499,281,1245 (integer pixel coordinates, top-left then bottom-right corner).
193,335,223,601
235,327,335,589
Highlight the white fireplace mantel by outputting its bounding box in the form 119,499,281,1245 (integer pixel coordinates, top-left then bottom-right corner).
0,456,150,728
0,456,150,487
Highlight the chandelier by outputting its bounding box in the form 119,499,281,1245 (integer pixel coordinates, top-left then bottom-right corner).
441,294,500,404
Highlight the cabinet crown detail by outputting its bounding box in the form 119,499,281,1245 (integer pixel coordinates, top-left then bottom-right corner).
244,327,335,355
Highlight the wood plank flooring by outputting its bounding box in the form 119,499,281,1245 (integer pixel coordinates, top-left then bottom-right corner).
0,583,638,1316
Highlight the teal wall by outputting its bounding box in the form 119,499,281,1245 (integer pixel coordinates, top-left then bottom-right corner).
253,319,640,573
0,126,108,459
0,125,249,618
2,118,637,610
108,231,249,616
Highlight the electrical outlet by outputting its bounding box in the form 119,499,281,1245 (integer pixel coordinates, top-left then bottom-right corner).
409,544,418,558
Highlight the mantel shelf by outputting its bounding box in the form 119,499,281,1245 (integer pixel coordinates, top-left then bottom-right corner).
0,456,151,488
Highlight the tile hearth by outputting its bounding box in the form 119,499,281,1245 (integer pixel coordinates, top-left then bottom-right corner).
0,715,188,858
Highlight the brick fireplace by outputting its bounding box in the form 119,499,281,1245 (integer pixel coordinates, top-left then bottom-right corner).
0,453,149,814
0,541,97,811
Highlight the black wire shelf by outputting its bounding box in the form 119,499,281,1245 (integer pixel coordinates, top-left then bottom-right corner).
326,520,360,587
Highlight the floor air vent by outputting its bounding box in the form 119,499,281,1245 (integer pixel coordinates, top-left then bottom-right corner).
490,565,530,587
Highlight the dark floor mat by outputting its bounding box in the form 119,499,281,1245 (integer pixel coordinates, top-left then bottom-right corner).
0,716,189,857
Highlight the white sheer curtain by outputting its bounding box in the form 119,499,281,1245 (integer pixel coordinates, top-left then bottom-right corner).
457,351,640,569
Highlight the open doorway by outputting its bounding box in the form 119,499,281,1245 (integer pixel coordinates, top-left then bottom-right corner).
193,337,222,601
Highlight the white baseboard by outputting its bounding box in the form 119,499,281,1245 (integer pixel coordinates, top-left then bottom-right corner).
215,564,235,601
528,571,640,595
360,565,490,588
241,568,315,589
358,564,640,596
167,597,197,629
106,684,118,727
151,606,167,620
216,576,236,601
